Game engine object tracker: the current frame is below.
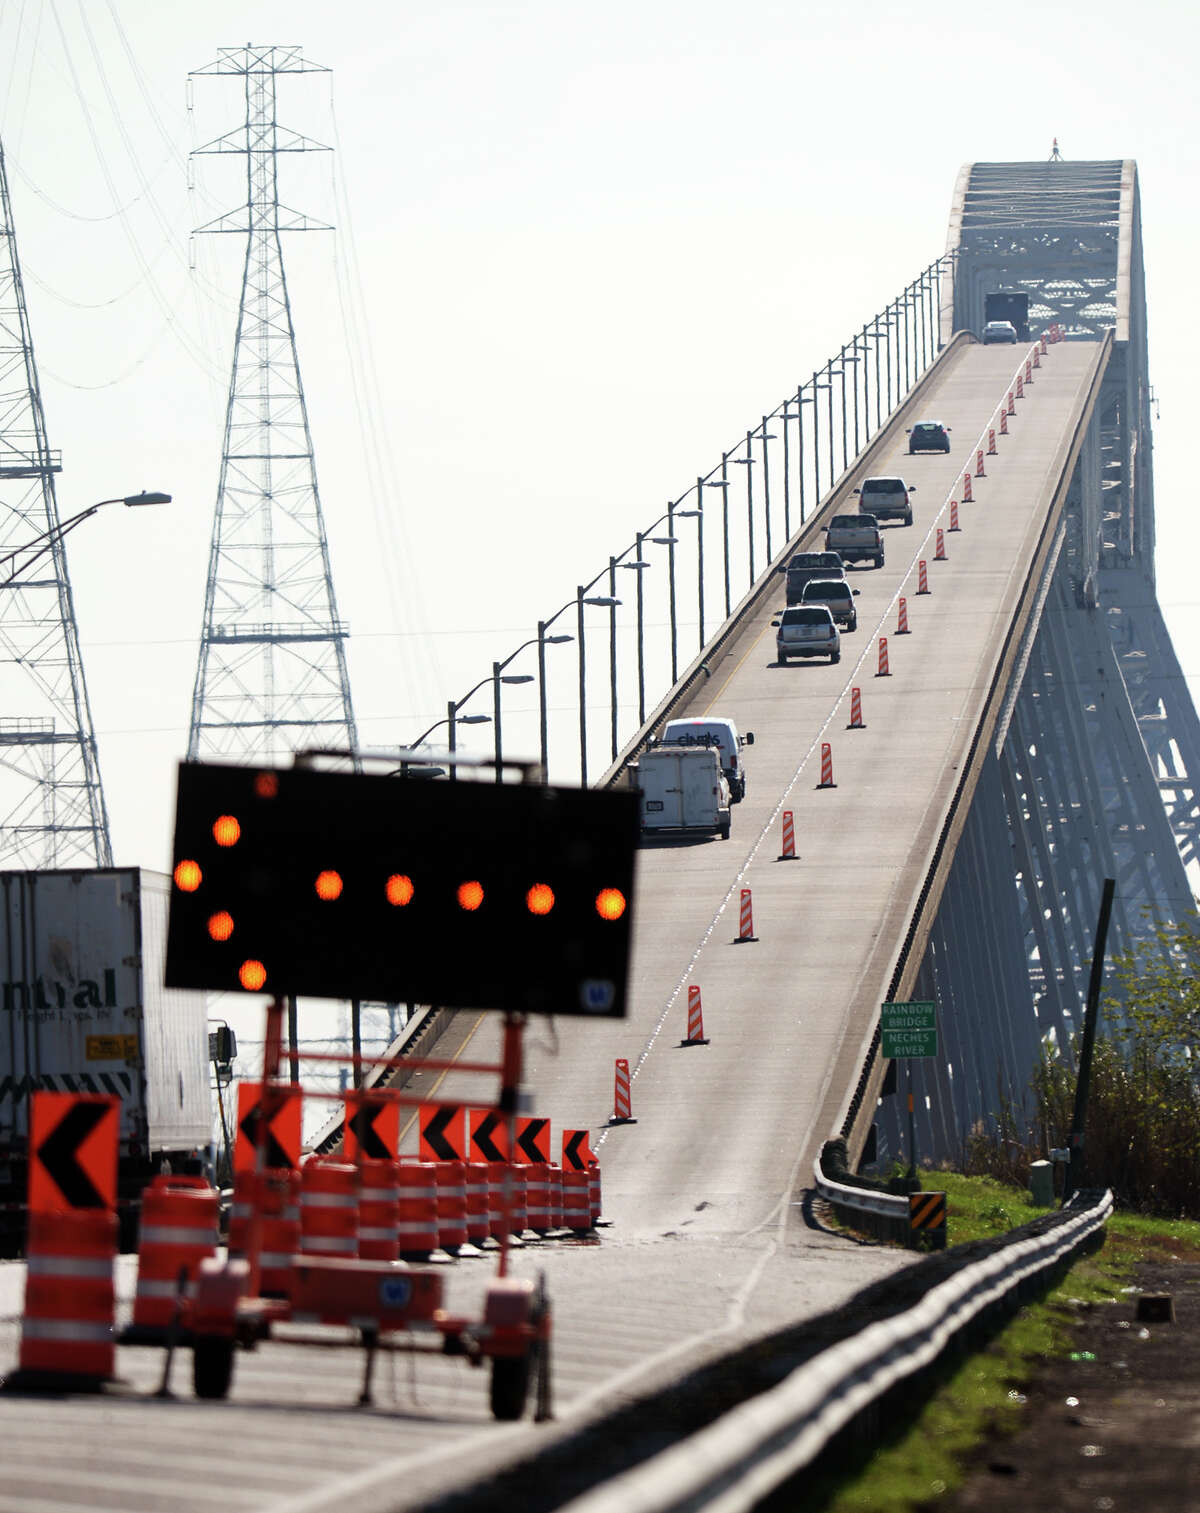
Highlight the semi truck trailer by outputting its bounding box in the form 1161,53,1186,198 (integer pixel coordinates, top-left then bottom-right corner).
0,868,211,1254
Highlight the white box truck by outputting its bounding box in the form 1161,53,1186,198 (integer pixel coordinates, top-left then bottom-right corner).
0,868,211,1253
632,744,731,840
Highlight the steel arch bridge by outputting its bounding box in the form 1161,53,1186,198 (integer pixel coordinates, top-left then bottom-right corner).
868,158,1198,1161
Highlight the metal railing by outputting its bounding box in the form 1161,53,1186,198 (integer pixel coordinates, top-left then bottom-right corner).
424,253,957,783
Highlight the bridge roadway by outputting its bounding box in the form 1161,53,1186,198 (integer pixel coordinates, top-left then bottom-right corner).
0,335,1106,1512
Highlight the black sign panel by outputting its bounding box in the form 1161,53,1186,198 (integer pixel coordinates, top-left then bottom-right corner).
165,762,637,1017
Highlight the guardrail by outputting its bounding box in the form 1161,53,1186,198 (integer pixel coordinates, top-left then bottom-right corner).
552,1188,1112,1513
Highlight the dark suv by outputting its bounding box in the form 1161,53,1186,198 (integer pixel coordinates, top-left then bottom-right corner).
906,421,951,454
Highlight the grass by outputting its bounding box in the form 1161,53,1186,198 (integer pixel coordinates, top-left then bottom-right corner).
806,1173,1200,1513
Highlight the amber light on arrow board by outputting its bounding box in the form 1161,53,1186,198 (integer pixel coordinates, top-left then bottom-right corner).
457,880,484,912
595,888,627,921
315,870,343,901
212,814,241,847
526,883,555,915
239,960,267,991
174,859,202,893
386,873,415,907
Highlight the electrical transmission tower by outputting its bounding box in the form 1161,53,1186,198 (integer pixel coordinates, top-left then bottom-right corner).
0,140,112,867
187,46,358,764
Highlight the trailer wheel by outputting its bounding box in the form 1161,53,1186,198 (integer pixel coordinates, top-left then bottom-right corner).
490,1351,531,1421
193,1336,235,1400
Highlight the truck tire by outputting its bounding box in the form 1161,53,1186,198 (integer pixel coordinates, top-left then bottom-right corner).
779,652,788,664
491,1351,531,1421
719,817,731,840
193,1336,235,1400
848,614,857,632
831,649,840,665
904,508,913,526
873,554,884,569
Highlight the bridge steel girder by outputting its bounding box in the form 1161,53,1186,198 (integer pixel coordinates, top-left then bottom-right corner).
870,160,1199,1165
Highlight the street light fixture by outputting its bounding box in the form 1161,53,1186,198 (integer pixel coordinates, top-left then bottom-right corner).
1,490,172,587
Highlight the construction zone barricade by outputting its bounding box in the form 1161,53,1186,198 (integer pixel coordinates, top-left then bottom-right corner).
125,1174,219,1342
9,1209,118,1391
588,1161,604,1228
162,997,555,1421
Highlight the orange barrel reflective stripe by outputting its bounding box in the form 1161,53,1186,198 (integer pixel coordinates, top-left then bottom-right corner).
299,1158,358,1258
562,1168,591,1232
465,1162,491,1245
357,1159,400,1261
131,1174,219,1330
397,1161,439,1260
507,1162,528,1236
548,1163,563,1232
588,1160,602,1226
20,1209,117,1384
435,1159,468,1252
258,1169,301,1296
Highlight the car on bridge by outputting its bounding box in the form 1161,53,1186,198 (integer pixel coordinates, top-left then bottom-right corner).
906,420,952,454
774,604,840,664
659,715,754,803
783,550,846,605
982,319,1018,344
801,577,859,632
853,476,915,527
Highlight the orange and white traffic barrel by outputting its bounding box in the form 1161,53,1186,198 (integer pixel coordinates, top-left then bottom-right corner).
131,1174,219,1334
19,1209,117,1386
465,1162,492,1246
525,1163,551,1234
562,1169,592,1233
547,1163,563,1232
435,1159,468,1253
397,1161,440,1260
506,1163,529,1238
588,1160,603,1228
226,1168,256,1257
257,1169,301,1297
357,1159,400,1262
299,1158,358,1258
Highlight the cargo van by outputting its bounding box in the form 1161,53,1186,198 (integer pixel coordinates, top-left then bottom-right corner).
658,715,755,803
632,745,731,840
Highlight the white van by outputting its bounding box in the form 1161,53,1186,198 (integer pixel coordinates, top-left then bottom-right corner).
658,715,755,803
633,745,731,840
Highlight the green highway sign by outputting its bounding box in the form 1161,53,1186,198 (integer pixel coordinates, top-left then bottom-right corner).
881,1000,938,1059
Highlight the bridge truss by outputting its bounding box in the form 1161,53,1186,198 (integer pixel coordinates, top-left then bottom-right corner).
874,160,1199,1162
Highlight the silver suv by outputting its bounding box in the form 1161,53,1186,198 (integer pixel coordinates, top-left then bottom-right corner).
853,476,915,526
801,577,859,632
774,605,840,664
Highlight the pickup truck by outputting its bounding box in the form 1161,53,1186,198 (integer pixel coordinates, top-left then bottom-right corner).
783,550,846,606
825,513,884,568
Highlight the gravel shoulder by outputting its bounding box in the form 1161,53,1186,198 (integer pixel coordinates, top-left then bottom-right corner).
941,1259,1200,1511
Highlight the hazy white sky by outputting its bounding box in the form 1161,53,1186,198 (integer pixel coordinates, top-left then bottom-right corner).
1,0,1197,883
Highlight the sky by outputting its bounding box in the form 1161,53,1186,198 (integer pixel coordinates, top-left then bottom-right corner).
0,0,1197,1045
